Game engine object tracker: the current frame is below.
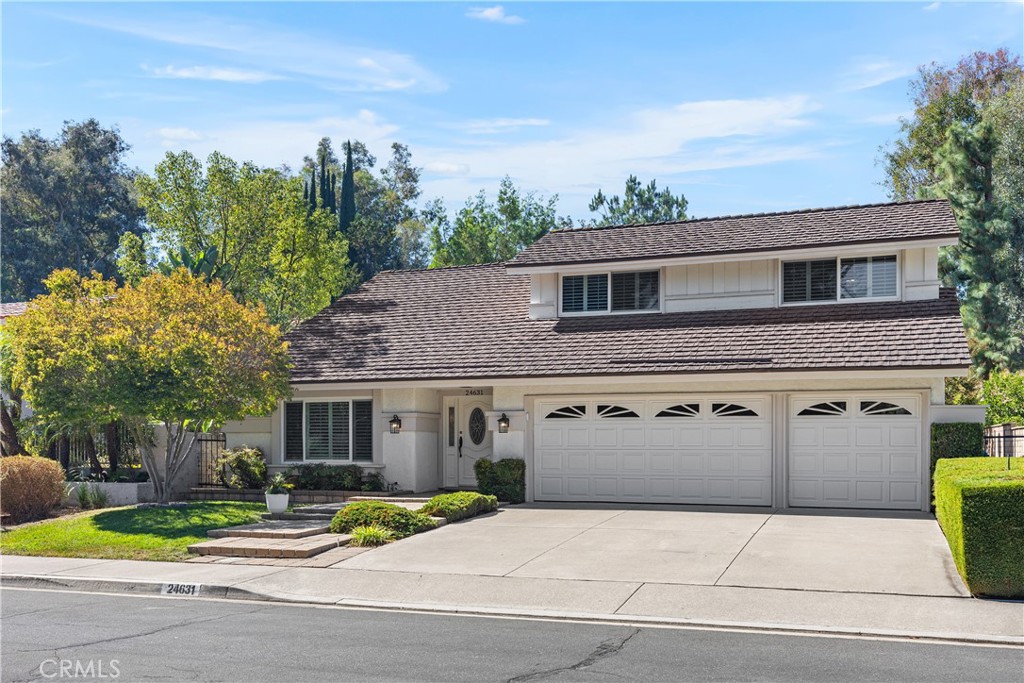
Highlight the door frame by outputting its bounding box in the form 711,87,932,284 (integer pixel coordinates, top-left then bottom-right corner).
441,390,494,488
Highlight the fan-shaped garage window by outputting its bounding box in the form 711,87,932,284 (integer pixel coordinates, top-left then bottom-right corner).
545,405,586,419
860,401,912,416
655,404,701,418
797,401,847,417
597,405,640,418
468,407,487,445
712,403,759,417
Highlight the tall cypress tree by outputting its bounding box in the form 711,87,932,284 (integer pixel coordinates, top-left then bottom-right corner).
308,167,317,214
338,140,357,235
930,119,1023,374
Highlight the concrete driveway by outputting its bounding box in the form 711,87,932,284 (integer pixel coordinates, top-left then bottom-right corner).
340,504,970,597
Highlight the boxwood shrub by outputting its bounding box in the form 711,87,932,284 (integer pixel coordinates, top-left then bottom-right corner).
474,458,526,503
930,422,986,471
933,457,1024,598
329,500,436,538
417,491,498,522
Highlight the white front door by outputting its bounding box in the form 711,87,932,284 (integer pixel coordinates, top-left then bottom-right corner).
788,394,923,509
443,395,493,488
533,396,773,505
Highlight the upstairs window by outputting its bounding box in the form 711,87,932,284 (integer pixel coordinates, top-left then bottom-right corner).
840,256,897,299
783,255,897,304
562,274,608,312
783,259,837,303
561,271,659,314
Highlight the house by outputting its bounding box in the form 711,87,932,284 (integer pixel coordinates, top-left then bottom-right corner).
224,198,978,512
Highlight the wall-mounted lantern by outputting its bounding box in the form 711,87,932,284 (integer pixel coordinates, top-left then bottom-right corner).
389,415,402,434
497,413,510,434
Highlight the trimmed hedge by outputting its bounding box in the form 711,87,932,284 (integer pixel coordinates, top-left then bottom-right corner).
934,457,1024,598
418,491,498,522
474,458,526,503
0,456,66,523
930,422,986,469
329,500,436,538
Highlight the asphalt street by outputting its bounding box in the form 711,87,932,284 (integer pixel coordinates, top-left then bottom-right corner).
1,588,1021,683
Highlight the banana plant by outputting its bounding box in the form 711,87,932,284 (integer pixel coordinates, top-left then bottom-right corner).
157,244,233,284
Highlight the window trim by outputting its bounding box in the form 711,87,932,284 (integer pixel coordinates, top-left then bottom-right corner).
779,253,900,306
559,269,664,316
281,397,374,463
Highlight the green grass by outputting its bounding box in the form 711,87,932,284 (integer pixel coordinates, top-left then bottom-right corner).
0,502,265,562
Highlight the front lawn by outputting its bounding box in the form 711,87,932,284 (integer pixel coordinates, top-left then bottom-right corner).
0,501,265,562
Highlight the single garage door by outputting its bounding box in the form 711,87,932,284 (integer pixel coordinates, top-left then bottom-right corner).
788,395,923,510
534,396,772,505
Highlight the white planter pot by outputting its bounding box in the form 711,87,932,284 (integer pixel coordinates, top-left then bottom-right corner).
265,493,289,514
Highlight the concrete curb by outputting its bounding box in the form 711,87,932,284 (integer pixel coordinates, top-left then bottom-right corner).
4,573,1022,647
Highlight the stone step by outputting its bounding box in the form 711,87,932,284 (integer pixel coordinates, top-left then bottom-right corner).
188,533,350,559
262,512,336,521
207,521,330,539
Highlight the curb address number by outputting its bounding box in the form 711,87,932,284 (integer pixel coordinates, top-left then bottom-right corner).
161,583,201,596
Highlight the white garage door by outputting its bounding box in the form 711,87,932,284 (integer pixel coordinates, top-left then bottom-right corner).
788,395,923,510
534,396,773,505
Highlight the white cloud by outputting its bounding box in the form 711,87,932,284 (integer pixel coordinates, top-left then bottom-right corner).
924,2,941,11
840,59,916,91
137,112,399,170
860,111,912,126
61,13,446,93
418,96,821,210
144,64,281,84
157,127,204,144
425,161,471,175
451,117,550,134
466,6,525,25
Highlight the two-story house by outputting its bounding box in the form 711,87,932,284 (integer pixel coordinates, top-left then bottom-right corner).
224,199,973,512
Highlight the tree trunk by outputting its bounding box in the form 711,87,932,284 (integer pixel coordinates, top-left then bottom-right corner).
0,403,26,456
57,436,70,471
105,422,121,475
84,433,103,477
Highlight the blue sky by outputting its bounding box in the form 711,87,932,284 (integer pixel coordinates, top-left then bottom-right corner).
2,2,1021,220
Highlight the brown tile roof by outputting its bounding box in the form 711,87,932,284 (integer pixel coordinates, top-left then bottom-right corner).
0,302,28,320
509,199,959,269
286,263,970,384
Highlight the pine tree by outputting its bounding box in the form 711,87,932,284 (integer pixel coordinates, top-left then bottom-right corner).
338,140,357,235
930,119,1023,374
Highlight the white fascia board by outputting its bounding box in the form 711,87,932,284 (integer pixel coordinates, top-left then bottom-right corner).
505,237,957,275
292,366,967,392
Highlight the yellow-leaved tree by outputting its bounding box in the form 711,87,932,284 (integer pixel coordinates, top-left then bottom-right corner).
3,269,291,502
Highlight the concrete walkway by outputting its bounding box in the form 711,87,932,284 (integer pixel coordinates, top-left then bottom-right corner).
1,505,1020,644
2,554,1022,645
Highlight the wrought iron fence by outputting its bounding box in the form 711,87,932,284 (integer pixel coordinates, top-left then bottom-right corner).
197,431,228,487
63,423,141,472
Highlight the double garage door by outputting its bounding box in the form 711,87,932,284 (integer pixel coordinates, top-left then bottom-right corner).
533,394,923,510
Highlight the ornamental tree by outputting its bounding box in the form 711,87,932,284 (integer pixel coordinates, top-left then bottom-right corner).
3,269,291,502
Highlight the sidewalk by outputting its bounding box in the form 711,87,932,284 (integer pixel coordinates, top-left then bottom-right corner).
3,555,1022,645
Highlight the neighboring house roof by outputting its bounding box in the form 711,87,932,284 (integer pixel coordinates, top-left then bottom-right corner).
508,199,959,269
0,302,28,321
286,263,970,384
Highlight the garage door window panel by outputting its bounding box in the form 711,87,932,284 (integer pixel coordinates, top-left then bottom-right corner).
545,405,586,419
712,402,760,417
860,400,913,416
597,404,640,418
655,403,701,418
797,401,847,416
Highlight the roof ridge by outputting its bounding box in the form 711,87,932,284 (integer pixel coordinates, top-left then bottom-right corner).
550,198,949,235
376,261,509,276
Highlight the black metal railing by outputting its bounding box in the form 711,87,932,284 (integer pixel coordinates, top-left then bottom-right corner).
197,431,228,487
984,434,1024,459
